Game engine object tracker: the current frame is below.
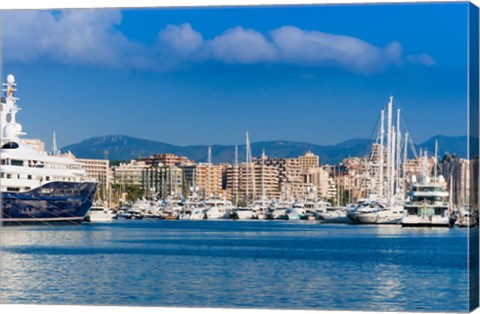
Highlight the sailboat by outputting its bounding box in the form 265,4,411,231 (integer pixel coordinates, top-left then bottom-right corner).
348,96,406,224
204,146,233,219
234,133,273,220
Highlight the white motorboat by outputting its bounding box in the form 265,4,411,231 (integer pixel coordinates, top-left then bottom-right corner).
204,199,233,219
352,203,403,224
189,208,206,220
234,207,258,220
268,199,293,220
87,204,115,222
287,202,309,220
315,206,350,223
455,209,477,228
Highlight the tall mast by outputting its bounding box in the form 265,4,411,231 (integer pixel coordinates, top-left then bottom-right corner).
449,174,454,213
235,145,238,167
207,146,211,198
379,110,385,198
386,96,393,201
261,149,266,200
192,164,196,193
210,147,217,198
233,145,238,206
390,127,396,204
208,146,212,164
245,132,249,203
169,165,173,196
396,108,401,195
250,135,256,199
403,132,409,197
434,139,438,184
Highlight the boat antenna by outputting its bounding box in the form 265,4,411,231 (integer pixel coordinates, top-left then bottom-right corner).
52,131,58,155
434,139,438,184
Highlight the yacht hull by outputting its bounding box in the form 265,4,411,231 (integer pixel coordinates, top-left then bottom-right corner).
87,211,115,223
402,215,453,227
235,210,257,220
355,213,402,224
316,211,350,223
1,181,97,224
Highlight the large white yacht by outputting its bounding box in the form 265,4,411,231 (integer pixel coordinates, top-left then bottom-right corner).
402,174,452,227
0,74,98,224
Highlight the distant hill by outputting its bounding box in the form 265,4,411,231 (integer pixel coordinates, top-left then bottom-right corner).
61,134,468,165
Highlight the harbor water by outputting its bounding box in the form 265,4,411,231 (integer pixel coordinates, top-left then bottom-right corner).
0,220,470,312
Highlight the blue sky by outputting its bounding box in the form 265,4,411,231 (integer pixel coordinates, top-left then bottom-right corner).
2,3,468,148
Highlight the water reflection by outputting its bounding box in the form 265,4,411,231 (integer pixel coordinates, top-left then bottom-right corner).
0,221,469,311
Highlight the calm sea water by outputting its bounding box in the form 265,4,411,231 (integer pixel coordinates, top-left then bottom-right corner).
0,220,471,312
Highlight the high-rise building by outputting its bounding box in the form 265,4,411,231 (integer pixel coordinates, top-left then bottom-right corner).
139,153,194,167
225,161,280,203
143,166,184,199
113,160,148,188
298,150,320,172
182,163,224,198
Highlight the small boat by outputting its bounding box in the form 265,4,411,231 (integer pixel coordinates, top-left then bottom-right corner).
315,207,350,223
286,202,308,220
86,204,115,223
268,199,293,220
455,208,478,228
179,193,204,220
189,208,206,220
234,208,258,220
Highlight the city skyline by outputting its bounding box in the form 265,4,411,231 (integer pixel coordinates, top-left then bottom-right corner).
1,3,468,149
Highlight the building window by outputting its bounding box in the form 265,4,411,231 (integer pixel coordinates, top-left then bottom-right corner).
11,159,24,166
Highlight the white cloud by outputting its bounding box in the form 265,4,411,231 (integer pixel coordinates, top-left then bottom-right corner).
158,23,203,57
407,53,437,66
204,27,277,64
269,26,403,73
3,10,436,74
3,9,151,68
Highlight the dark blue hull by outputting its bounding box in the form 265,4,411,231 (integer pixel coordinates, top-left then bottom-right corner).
1,181,98,224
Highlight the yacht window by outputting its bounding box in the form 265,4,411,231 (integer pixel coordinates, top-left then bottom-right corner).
7,187,20,192
1,159,6,165
1,142,19,149
6,174,11,179
46,176,50,181
11,159,24,167
27,175,32,180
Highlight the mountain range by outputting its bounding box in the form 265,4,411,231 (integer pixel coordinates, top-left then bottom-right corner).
61,134,468,165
